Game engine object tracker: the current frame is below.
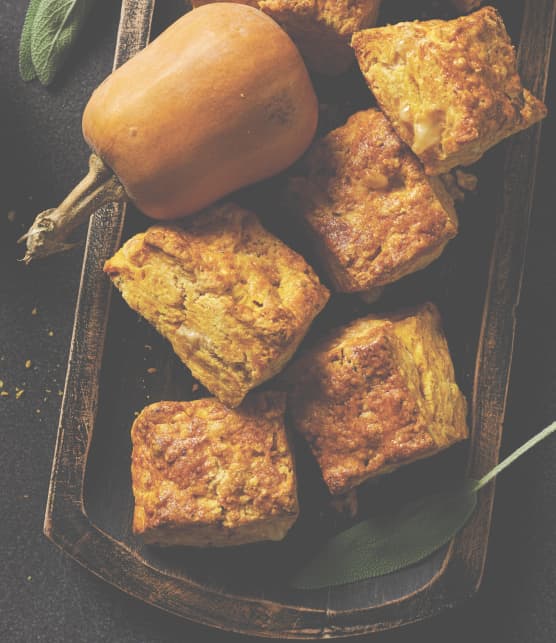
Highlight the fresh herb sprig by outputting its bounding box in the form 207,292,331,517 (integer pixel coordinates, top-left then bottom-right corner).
19,0,96,86
292,421,556,590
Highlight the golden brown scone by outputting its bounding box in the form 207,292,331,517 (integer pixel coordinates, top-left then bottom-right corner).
131,392,299,546
286,109,458,293
352,7,547,175
192,0,382,75
287,303,468,495
104,203,329,407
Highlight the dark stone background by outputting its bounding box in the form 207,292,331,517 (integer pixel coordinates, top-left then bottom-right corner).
1,1,555,641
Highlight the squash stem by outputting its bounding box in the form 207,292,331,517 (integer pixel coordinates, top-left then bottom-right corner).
19,154,127,264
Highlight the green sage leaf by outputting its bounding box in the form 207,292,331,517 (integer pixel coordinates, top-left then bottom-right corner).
292,420,556,590
19,0,43,81
291,481,477,589
30,0,95,86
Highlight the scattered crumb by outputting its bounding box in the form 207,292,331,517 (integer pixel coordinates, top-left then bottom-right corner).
47,330,54,337
25,360,32,369
31,308,38,316
23,494,29,499
144,344,152,351
455,169,478,193
45,389,51,393
134,411,140,417
0,380,3,388
192,383,200,392
27,576,32,582
35,409,40,414
16,389,24,400
7,210,16,223
146,367,157,374
58,390,63,396
1,391,9,397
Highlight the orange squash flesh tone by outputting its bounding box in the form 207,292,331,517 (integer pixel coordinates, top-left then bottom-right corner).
82,3,318,220
21,4,318,261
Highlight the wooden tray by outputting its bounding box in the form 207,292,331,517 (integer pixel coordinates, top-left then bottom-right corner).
44,0,555,638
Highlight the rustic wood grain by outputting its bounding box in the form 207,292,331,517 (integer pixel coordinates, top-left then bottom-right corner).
44,0,556,638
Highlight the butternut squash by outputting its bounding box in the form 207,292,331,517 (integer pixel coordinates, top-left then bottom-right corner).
21,3,318,262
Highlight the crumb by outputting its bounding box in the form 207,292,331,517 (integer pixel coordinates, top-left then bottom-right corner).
35,409,40,414
191,383,200,392
146,367,157,374
45,389,51,393
16,389,24,399
144,344,152,351
134,411,140,416
7,210,16,223
455,169,478,192
48,330,54,337
31,308,38,316
0,380,3,388
1,391,9,397
27,576,32,582
23,494,29,499
58,390,63,396
25,360,32,369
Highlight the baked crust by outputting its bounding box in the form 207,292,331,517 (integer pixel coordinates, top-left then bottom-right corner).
287,303,468,495
131,392,299,546
286,108,458,293
352,6,547,175
192,0,382,75
104,203,329,407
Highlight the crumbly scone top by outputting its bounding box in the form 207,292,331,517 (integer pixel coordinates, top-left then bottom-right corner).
352,7,547,173
131,393,298,531
287,108,458,291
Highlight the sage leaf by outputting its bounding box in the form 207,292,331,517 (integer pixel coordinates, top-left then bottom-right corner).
19,0,43,81
30,0,95,86
292,421,556,590
291,481,477,589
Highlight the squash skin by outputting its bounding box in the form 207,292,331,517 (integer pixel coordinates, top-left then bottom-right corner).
82,4,318,220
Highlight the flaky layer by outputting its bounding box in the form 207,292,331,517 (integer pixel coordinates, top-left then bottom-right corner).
352,7,547,174
286,109,458,293
131,392,299,546
287,303,468,494
104,203,329,407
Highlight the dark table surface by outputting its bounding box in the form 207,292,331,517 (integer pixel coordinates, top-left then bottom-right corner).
1,1,556,642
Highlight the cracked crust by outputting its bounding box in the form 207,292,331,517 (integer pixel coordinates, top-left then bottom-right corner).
192,0,382,75
287,303,468,495
104,203,329,407
131,392,299,546
286,109,458,293
352,6,547,175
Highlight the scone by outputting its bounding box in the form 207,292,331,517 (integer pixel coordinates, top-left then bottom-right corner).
104,203,329,407
192,0,382,75
287,303,468,495
286,108,458,294
131,392,299,546
352,7,547,175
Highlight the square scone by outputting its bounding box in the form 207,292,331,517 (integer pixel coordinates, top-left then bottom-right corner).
286,108,458,293
352,7,547,175
104,203,329,408
131,392,299,546
192,0,382,75
287,303,468,495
